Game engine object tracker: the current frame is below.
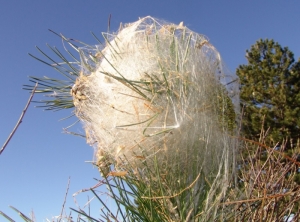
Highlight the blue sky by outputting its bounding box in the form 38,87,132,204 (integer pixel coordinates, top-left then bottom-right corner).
0,1,299,221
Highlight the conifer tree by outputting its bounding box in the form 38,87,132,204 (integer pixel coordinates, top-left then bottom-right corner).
237,39,300,147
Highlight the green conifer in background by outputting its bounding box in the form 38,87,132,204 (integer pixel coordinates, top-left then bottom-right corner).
237,39,300,148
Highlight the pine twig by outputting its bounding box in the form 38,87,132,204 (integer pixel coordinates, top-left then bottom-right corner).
0,82,38,155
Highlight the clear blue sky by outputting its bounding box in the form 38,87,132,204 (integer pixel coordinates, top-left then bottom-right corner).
0,1,299,221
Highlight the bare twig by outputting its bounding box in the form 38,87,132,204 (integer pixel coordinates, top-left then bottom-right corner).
235,136,300,166
222,191,295,205
0,82,38,155
58,177,71,222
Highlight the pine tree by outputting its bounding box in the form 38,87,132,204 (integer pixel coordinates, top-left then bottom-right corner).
237,39,300,148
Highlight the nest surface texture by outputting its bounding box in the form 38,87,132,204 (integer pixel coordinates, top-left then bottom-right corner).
72,16,239,176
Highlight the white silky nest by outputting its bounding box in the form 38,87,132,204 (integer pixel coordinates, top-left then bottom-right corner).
71,16,239,176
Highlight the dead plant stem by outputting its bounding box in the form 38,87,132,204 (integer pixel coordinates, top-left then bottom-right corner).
0,82,38,155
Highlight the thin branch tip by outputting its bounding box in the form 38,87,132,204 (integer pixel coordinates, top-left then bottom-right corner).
0,82,38,155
